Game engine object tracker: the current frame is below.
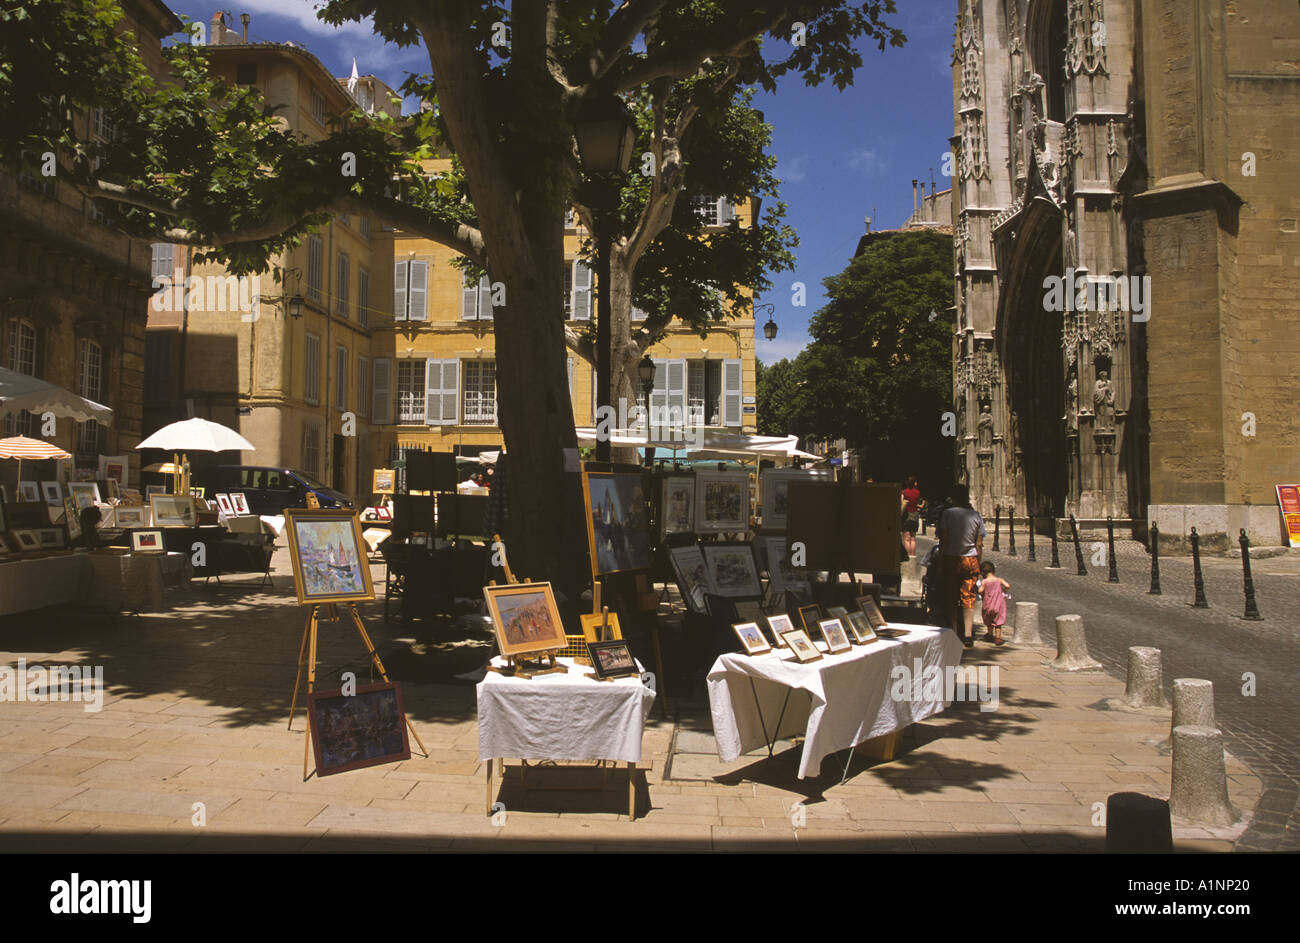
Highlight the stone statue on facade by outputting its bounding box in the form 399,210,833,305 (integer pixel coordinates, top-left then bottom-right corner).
977,402,995,451
1065,367,1079,432
1093,370,1115,430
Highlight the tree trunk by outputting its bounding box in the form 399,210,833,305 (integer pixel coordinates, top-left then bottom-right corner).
608,241,642,464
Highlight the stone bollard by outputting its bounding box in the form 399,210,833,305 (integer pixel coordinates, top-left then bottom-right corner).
1050,614,1102,670
1124,647,1168,709
1158,679,1215,751
1012,601,1042,645
1105,792,1173,853
1169,725,1237,826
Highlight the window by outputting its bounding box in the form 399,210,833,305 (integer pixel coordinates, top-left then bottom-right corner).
310,87,328,125
304,332,321,404
359,216,371,240
306,236,323,303
357,267,370,327
425,359,459,425
357,356,370,418
564,260,592,320
76,338,103,455
691,194,735,227
393,259,427,320
4,319,37,435
648,358,740,428
302,423,321,475
462,360,496,425
461,273,493,320
90,108,116,143
335,345,347,410
335,252,349,316
687,360,719,426
396,359,426,423
151,243,175,282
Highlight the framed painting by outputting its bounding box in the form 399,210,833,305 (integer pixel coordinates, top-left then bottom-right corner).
18,480,40,503
482,581,568,659
105,478,120,500
586,640,640,679
372,469,396,495
858,596,908,638
284,509,374,605
781,628,822,664
694,470,749,533
40,481,62,506
230,492,251,515
215,493,235,515
797,603,823,634
307,682,410,776
145,485,165,498
68,482,101,509
189,486,206,500
114,506,148,528
819,618,852,654
660,476,696,537
762,536,811,594
98,454,129,487
766,613,795,648
732,621,771,656
149,494,196,527
61,498,80,540
844,610,877,645
583,471,651,575
580,610,623,644
131,529,165,553
36,528,64,550
700,543,762,599
760,467,831,530
668,544,712,614
11,529,41,552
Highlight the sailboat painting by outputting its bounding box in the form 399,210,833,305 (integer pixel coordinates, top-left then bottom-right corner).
284,509,375,605
584,472,651,575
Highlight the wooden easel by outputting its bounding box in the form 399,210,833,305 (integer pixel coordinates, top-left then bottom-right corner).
288,600,429,780
483,534,568,679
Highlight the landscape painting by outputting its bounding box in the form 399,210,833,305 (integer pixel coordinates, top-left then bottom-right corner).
695,471,749,533
585,472,651,574
285,510,374,605
484,582,567,658
669,545,712,614
308,683,410,776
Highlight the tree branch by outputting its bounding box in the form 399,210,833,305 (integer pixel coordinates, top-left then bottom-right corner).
587,0,670,84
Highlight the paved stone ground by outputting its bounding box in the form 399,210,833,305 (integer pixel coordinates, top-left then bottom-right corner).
969,529,1300,851
0,548,1264,852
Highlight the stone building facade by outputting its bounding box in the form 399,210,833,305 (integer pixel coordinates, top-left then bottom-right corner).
950,0,1299,548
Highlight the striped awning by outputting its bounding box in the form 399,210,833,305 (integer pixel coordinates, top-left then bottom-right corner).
0,435,72,460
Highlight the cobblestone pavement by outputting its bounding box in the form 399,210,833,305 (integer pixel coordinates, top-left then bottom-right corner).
959,529,1300,851
0,548,1264,852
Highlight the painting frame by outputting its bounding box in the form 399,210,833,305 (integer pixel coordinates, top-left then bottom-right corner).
781,628,823,664
582,470,652,575
230,492,251,515
700,542,762,599
284,508,374,606
797,603,823,634
766,612,795,648
98,454,129,488
372,469,396,495
694,470,750,533
483,581,568,659
586,639,640,679
660,475,697,538
131,529,165,553
11,529,41,552
844,610,877,645
40,481,63,507
215,493,235,516
819,618,852,654
732,621,771,656
668,544,712,614
68,482,101,510
762,535,810,594
35,528,65,550
18,480,40,503
149,493,197,528
307,681,411,776
114,506,148,528
760,467,831,530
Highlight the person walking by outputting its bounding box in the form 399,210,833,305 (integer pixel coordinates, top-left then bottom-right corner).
977,560,1010,646
935,483,985,647
901,476,921,555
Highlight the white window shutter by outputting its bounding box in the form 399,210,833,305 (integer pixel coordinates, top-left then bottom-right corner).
461,273,478,319
393,262,407,320
372,357,392,424
478,276,493,320
408,261,427,320
567,357,574,401
632,304,647,321
667,359,687,425
431,365,446,425
649,357,668,423
719,197,736,223
573,260,592,320
723,358,743,427
440,359,459,424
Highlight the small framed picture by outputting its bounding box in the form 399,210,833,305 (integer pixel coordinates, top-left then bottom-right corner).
586,640,640,679
215,493,235,515
41,481,63,506
308,682,410,776
36,528,64,549
819,618,852,654
372,469,396,495
189,486,206,499
113,506,148,528
63,498,82,541
700,543,762,599
68,482,101,509
858,596,908,638
732,621,771,656
797,603,822,634
580,609,623,644
765,613,795,648
231,492,251,515
826,605,849,619
131,529,165,553
780,628,822,664
11,529,41,552
106,478,120,500
483,581,567,659
149,493,196,527
843,610,877,645
145,484,165,498
18,480,40,503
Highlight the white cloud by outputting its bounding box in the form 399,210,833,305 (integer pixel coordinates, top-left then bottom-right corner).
847,148,887,176
238,1,377,40
780,154,809,183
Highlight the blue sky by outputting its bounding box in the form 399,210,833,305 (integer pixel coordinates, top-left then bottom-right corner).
165,1,955,365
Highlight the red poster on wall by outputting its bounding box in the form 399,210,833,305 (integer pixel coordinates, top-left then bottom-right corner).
1276,485,1300,548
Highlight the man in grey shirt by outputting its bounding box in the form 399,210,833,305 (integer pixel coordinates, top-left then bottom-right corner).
936,484,986,646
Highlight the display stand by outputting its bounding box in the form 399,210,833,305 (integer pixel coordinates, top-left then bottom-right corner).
483,533,568,680
287,601,429,780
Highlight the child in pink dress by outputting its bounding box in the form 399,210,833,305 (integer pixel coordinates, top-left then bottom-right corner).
978,561,1010,645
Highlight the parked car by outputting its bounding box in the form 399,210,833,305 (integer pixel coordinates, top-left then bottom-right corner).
202,466,353,516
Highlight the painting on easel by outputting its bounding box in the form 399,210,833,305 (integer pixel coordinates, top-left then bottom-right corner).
307,682,410,776
484,581,568,659
284,509,375,605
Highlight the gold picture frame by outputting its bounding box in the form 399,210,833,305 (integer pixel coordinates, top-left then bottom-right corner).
148,493,196,527
780,628,822,664
733,621,771,656
818,618,853,654
843,610,877,645
372,469,396,495
483,581,568,659
580,610,623,644
766,613,795,648
283,509,375,606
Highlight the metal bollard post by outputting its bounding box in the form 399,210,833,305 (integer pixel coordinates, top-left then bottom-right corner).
993,505,1001,552
1070,514,1087,576
1049,520,1062,569
1239,529,1262,621
1008,505,1017,556
1027,512,1037,562
1190,527,1208,608
1106,515,1119,583
1148,523,1162,595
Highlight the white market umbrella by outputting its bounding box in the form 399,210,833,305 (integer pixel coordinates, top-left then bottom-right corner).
137,417,255,453
0,366,112,425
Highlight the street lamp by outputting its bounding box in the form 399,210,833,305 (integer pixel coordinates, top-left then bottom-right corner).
575,92,637,463
756,302,778,341
638,353,655,467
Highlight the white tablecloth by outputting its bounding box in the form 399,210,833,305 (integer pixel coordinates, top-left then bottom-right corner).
707,625,964,779
477,656,656,764
0,555,89,616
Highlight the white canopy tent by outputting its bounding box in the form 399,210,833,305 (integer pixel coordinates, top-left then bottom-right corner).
0,366,113,425
574,427,822,463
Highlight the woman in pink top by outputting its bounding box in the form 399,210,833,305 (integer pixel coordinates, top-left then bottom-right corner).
978,560,1010,645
